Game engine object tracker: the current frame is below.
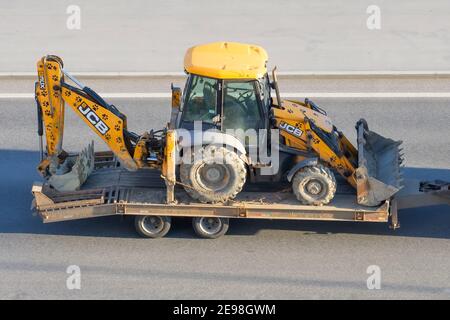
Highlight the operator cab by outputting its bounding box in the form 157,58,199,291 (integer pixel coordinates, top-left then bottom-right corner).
177,42,271,133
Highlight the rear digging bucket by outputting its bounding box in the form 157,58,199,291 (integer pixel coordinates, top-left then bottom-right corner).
355,119,403,206
48,142,95,191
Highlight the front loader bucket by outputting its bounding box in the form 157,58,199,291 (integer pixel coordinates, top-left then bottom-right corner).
355,119,403,206
48,142,95,192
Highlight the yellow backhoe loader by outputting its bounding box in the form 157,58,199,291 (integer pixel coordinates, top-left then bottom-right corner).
35,42,403,208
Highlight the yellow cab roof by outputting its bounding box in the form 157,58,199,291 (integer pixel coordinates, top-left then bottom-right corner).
184,42,268,80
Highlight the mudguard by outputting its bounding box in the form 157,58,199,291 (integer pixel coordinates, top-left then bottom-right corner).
286,158,319,182
177,130,249,164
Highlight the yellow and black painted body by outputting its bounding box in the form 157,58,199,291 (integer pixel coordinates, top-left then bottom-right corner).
36,56,65,159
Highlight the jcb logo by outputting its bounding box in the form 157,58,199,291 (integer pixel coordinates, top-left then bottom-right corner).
78,103,110,135
39,75,45,89
279,121,303,138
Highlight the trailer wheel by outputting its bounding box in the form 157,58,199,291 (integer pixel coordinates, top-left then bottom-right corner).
292,164,337,206
134,215,171,238
192,217,229,239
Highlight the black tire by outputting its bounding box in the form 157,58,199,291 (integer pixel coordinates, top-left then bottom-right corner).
180,145,246,203
134,215,171,238
192,217,229,239
292,164,337,206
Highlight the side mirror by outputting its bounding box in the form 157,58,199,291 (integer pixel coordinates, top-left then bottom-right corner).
171,83,182,109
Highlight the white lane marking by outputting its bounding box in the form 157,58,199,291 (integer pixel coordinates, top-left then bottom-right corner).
2,71,450,77
1,92,450,99
0,93,169,98
282,92,450,98
0,72,185,77
0,93,36,98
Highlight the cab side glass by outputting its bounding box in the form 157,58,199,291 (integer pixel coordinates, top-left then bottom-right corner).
182,75,218,124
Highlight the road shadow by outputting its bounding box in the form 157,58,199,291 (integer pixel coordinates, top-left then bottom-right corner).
0,149,449,239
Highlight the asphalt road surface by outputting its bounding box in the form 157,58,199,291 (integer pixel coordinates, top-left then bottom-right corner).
1,0,450,72
0,93,450,299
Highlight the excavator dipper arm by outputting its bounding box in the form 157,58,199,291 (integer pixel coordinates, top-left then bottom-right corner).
59,82,138,170
35,55,139,185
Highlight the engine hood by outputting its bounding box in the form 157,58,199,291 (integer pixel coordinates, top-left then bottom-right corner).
272,98,334,133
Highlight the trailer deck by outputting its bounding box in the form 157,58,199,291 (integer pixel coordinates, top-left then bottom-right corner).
31,152,450,238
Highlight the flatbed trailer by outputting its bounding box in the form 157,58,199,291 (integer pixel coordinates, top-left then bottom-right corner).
31,151,450,239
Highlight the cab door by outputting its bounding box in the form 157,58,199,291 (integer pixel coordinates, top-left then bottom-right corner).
221,79,269,165
221,80,265,132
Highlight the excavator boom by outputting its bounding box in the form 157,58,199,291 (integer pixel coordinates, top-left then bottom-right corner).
35,56,150,190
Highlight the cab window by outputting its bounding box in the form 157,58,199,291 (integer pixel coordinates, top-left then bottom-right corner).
182,75,218,124
222,80,263,131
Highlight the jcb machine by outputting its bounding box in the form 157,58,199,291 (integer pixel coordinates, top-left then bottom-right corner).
32,42,448,238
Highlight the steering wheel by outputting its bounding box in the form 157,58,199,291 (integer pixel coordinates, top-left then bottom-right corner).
225,94,248,116
236,89,253,104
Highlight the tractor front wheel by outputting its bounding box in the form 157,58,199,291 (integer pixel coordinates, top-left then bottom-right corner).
292,164,337,206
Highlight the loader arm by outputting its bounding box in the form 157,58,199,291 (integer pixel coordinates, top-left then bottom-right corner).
272,98,403,206
35,55,139,178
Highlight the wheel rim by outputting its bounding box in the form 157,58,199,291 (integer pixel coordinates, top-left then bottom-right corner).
141,216,164,234
198,217,222,235
304,178,326,199
305,179,323,195
197,164,230,191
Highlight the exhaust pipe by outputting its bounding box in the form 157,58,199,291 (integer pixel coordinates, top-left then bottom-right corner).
355,119,403,206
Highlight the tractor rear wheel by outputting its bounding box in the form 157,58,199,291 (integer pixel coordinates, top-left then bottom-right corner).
292,164,337,206
180,145,246,203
